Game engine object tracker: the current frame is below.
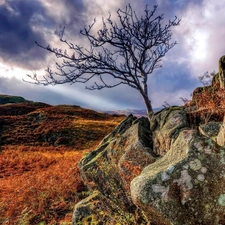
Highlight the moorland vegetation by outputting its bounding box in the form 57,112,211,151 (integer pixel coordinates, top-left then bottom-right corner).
0,99,125,225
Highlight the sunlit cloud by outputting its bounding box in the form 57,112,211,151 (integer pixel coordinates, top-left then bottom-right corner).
175,0,225,78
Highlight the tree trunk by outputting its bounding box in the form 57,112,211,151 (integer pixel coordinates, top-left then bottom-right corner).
142,94,153,115
141,76,153,115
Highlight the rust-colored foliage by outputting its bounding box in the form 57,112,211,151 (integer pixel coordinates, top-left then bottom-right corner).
188,84,225,124
0,103,124,148
0,145,88,224
0,103,125,225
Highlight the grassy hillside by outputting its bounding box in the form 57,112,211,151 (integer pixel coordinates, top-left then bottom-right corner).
0,101,125,225
0,102,124,148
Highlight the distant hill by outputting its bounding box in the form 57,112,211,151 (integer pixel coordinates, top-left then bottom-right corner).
0,94,30,104
105,107,163,117
105,109,146,117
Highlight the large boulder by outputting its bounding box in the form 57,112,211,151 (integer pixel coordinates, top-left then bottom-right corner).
72,115,155,224
131,116,225,225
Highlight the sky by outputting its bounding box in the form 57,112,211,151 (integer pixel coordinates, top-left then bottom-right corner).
0,0,225,112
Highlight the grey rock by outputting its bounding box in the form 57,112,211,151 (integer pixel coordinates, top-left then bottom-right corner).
73,115,154,224
216,116,225,146
150,106,189,156
73,103,225,224
218,55,225,89
131,126,225,225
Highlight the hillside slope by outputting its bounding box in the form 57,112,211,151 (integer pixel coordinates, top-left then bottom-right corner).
0,100,125,225
0,102,125,148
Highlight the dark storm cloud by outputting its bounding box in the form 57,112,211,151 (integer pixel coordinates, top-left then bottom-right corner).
0,0,51,67
0,0,86,70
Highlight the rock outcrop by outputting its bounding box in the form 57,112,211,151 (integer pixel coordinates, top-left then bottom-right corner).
73,104,225,224
73,115,155,224
218,55,225,89
192,55,225,105
150,106,188,156
73,57,225,224
131,117,225,225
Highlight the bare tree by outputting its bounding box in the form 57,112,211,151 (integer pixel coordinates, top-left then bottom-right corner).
28,4,180,115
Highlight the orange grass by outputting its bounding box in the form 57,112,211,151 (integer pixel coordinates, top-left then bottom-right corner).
0,103,125,224
190,87,225,124
0,104,125,148
0,145,94,225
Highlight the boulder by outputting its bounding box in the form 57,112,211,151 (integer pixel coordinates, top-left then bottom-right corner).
72,190,135,225
131,121,225,225
73,115,155,224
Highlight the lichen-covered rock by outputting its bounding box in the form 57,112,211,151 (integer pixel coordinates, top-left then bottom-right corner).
131,127,225,225
73,101,225,224
73,115,154,224
150,106,189,156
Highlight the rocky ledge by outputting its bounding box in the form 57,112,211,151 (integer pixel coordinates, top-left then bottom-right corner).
71,105,225,224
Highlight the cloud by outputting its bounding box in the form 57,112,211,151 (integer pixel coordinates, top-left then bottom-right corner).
173,0,225,77
0,0,87,70
0,1,49,67
40,0,86,32
0,0,225,111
